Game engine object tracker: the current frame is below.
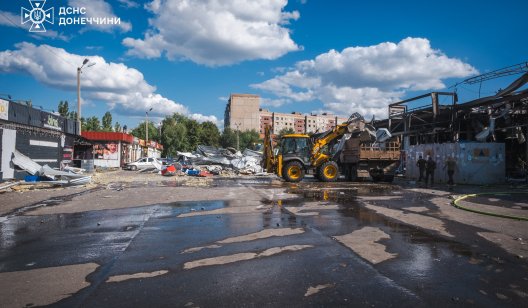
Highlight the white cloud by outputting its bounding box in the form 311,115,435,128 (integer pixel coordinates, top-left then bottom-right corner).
117,0,140,8
123,0,300,66
68,0,132,32
261,97,292,108
0,42,216,123
189,113,218,123
0,10,69,41
252,37,478,118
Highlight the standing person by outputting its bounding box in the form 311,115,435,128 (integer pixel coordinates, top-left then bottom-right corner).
444,156,458,185
425,156,436,187
416,155,426,182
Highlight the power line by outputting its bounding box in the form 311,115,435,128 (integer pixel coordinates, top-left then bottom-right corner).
0,10,76,68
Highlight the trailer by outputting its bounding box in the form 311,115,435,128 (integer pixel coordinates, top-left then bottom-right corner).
339,137,401,182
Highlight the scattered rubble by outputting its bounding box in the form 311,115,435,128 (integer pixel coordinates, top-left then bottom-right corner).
7,150,92,188
166,145,265,177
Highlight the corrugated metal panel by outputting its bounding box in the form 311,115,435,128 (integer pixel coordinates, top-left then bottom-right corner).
28,108,42,127
8,102,30,125
1,129,16,179
65,118,77,135
406,143,505,185
15,131,61,168
0,128,2,177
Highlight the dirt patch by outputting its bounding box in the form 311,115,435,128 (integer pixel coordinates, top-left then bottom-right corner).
182,228,305,254
0,263,99,308
183,245,313,269
106,270,169,283
334,227,397,264
304,284,334,297
363,203,454,238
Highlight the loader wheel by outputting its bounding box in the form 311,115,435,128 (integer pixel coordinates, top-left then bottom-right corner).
318,161,339,182
283,161,305,182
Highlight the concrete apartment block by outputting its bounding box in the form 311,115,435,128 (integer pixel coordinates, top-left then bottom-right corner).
225,93,348,135
224,94,260,132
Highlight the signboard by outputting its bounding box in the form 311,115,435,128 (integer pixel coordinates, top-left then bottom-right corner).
0,99,8,120
41,112,63,131
94,142,119,160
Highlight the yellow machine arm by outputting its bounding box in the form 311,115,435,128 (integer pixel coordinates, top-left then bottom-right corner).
310,122,352,167
262,125,275,173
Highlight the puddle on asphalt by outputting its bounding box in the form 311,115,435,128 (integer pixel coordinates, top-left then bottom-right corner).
280,182,498,267
1,187,103,219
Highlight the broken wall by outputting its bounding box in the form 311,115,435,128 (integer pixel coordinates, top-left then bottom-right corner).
406,142,505,185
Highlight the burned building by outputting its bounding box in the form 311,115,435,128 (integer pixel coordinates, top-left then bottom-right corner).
0,99,80,180
376,66,528,183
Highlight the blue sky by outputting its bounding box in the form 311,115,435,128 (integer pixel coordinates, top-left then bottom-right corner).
0,0,527,129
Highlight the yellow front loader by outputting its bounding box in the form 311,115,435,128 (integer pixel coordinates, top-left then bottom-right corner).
262,114,373,182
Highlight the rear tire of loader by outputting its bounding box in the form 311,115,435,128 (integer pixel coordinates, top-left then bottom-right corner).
318,161,339,182
283,161,305,182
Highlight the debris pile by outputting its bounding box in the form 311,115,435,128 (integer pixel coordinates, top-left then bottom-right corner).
6,150,92,188
164,145,264,177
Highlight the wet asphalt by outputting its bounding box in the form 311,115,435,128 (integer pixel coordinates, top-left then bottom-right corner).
1,178,527,307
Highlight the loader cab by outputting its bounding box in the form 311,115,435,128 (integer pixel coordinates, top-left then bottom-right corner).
280,134,311,165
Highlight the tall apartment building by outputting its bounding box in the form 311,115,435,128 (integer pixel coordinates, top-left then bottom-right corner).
224,94,260,132
259,111,347,135
224,94,347,135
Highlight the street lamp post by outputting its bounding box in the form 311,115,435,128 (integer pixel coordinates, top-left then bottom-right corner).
145,108,153,155
77,58,95,134
234,122,242,151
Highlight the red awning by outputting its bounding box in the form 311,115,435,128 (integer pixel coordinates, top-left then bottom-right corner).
81,131,135,143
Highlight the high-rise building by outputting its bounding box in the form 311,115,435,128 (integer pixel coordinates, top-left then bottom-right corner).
224,94,348,135
224,94,260,132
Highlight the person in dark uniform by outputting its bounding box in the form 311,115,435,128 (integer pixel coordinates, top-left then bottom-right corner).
425,156,436,187
444,156,458,185
416,155,426,182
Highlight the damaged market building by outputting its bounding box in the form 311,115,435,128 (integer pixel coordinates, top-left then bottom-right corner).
79,131,163,169
0,99,80,181
376,66,528,184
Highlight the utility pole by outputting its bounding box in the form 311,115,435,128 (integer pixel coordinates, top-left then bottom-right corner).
77,59,95,134
145,108,153,156
235,122,241,151
77,66,81,133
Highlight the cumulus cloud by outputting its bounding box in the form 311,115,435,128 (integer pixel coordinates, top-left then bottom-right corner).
68,0,132,32
189,113,218,124
252,37,478,118
123,0,300,66
0,42,216,122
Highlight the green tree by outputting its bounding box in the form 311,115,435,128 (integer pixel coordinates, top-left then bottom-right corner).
102,111,113,131
161,115,190,155
239,130,261,151
58,100,69,117
278,127,295,138
114,122,121,132
220,127,237,149
69,111,77,121
131,121,159,142
199,121,220,147
83,116,101,131
186,119,201,150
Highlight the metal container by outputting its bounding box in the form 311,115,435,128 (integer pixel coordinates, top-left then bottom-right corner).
406,142,505,185
81,159,95,173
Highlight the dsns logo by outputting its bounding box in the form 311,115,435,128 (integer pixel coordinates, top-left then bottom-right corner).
21,0,54,32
